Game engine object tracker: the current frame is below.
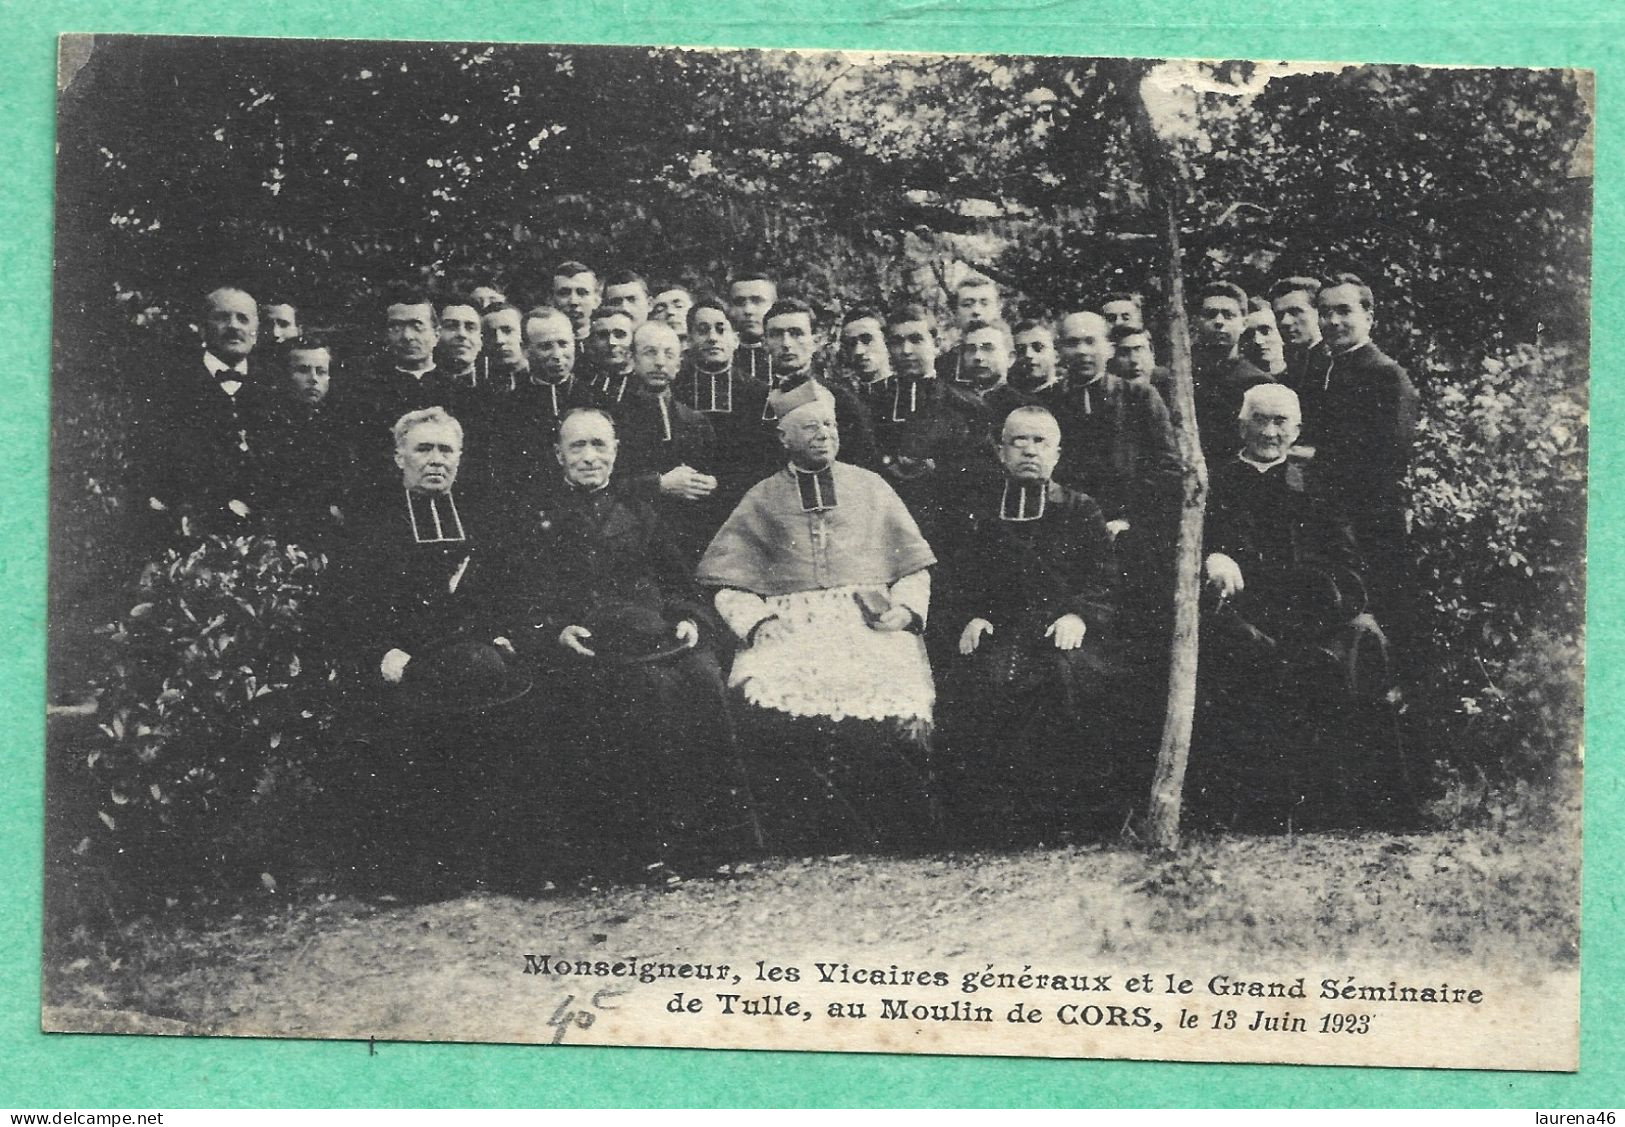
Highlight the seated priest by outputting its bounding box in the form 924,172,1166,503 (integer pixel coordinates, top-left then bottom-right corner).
500,407,757,878
935,406,1121,843
1193,384,1411,832
697,381,939,854
320,406,532,893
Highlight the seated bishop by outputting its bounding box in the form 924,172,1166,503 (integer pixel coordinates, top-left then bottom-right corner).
697,381,939,853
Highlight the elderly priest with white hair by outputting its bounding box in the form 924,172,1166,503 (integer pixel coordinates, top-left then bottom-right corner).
1193,382,1410,833
697,379,939,852
320,405,530,893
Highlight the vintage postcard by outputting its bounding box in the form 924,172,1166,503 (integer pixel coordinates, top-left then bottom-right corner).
42,34,1587,1070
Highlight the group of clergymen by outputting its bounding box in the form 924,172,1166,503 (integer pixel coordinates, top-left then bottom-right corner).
129,262,1420,887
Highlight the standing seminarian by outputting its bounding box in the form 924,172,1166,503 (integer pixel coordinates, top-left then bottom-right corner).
436,295,486,392
651,285,695,347
1189,281,1275,466
1005,319,1064,406
1269,276,1325,397
582,306,638,408
615,320,720,561
673,294,776,520
874,302,941,448
258,335,350,546
601,270,653,327
479,301,529,392
935,274,1002,384
887,317,1005,541
335,287,468,493
259,296,303,345
1100,291,1146,332
550,260,602,359
1242,298,1289,378
1048,308,1182,690
491,306,591,499
834,305,894,405
1051,311,1182,537
758,298,879,471
1303,273,1420,629
725,272,777,385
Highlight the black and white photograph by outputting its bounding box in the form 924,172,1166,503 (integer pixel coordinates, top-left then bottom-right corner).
43,35,1588,1067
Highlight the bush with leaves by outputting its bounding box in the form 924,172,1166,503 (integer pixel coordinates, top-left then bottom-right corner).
86,534,334,882
1407,343,1587,788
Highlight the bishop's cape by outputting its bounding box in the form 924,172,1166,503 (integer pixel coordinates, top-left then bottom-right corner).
697,460,938,724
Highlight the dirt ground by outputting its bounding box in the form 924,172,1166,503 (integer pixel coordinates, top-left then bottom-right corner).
43,807,1580,1045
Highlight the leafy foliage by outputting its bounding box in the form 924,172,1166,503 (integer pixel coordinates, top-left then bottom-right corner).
86,535,333,873
1407,344,1587,784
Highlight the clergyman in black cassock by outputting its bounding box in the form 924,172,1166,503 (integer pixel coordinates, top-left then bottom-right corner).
500,406,757,878
319,406,532,893
1193,384,1411,832
935,405,1122,843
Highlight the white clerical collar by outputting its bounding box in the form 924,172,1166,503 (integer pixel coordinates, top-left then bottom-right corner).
203,350,247,377
1238,452,1288,473
1000,478,1048,521
404,488,465,543
1332,339,1368,357
397,362,436,379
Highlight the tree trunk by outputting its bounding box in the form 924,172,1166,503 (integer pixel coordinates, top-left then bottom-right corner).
1114,62,1209,851
1146,190,1208,851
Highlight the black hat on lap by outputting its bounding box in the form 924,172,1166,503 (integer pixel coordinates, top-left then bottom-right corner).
581,603,693,665
397,640,533,715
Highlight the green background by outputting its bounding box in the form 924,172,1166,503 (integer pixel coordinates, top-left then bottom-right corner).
3,0,1618,1108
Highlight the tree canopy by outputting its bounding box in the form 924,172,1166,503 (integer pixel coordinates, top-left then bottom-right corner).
58,38,1588,363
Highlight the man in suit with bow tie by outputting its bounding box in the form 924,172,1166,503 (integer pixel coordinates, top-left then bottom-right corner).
135,285,280,542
